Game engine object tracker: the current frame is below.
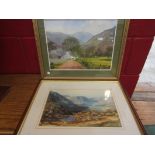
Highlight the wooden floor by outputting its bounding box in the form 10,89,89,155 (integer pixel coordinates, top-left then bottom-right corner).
0,74,41,134
132,82,155,126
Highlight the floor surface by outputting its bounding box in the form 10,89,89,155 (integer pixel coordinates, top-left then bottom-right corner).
132,39,155,135
0,74,41,134
132,82,155,134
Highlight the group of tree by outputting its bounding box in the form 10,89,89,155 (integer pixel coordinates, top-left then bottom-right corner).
62,37,81,56
48,36,113,58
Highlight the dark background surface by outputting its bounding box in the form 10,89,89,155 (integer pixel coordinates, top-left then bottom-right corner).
0,19,155,97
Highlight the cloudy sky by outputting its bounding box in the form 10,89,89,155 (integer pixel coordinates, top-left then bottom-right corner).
44,19,117,35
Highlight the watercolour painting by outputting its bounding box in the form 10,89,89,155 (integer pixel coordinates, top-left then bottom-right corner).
39,89,121,127
44,19,117,70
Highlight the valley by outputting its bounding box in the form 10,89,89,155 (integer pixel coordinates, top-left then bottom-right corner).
46,27,116,69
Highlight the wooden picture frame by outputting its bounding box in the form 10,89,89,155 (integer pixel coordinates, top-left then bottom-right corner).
33,19,129,80
18,80,144,134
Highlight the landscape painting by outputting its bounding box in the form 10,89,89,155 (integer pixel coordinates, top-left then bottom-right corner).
44,19,117,70
39,89,121,127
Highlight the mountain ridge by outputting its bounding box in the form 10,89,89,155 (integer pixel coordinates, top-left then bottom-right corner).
72,32,93,43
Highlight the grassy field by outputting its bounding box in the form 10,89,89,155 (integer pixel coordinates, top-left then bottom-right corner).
76,57,112,69
50,57,112,69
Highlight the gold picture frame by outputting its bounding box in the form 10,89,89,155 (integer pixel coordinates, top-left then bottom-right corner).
18,80,145,134
33,19,129,80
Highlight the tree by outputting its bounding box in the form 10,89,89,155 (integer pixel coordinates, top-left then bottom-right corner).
62,37,80,56
48,41,57,50
85,46,96,57
104,46,113,57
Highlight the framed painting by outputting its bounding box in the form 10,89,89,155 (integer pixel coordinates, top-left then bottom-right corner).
18,81,143,134
18,19,145,135
33,19,128,79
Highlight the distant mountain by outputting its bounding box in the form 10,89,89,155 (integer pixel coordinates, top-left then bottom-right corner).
66,96,97,107
88,27,116,42
66,95,116,111
72,32,93,43
41,92,89,122
48,92,88,114
83,27,116,56
46,31,93,45
46,32,69,46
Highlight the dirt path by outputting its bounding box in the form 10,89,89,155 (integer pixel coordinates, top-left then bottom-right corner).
57,60,85,69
